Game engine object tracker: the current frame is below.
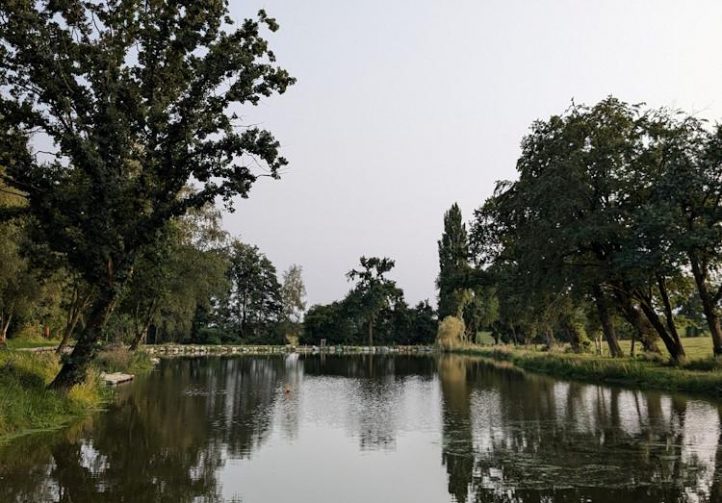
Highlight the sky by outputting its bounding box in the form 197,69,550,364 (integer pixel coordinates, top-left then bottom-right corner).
223,0,722,307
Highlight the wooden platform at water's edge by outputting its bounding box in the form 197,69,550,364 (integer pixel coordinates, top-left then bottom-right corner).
100,372,134,385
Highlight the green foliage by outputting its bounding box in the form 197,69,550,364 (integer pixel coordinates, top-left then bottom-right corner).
0,1,294,387
346,256,402,346
468,97,722,362
94,347,154,374
119,203,229,347
437,203,472,319
436,316,466,350
224,240,283,341
281,264,307,323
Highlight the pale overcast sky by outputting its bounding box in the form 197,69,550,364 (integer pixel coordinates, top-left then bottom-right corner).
223,0,722,307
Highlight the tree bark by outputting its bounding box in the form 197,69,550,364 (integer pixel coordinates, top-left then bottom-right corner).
0,313,11,348
562,319,583,352
129,299,157,351
689,252,722,356
545,328,555,350
592,284,623,357
636,292,686,364
367,314,374,347
56,311,82,354
612,287,661,354
57,285,92,354
49,287,119,391
129,326,148,351
656,274,683,347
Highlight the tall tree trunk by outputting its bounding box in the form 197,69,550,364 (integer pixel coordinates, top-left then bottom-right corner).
689,252,722,356
129,299,157,351
562,319,583,352
129,326,148,351
508,325,517,345
57,285,92,354
367,314,374,347
56,312,81,355
592,284,623,357
545,328,555,350
49,287,119,391
612,287,661,354
656,274,683,347
636,291,686,364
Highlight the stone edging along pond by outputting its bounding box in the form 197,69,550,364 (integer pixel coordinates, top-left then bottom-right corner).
143,344,436,357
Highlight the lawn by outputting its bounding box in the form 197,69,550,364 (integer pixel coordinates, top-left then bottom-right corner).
6,339,62,350
619,336,712,360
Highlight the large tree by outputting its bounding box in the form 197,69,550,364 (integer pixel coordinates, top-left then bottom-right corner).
347,256,402,347
437,203,471,320
122,204,228,350
280,264,307,324
470,98,691,360
0,1,294,388
224,240,282,341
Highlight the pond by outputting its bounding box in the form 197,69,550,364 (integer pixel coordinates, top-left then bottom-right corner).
1,354,720,502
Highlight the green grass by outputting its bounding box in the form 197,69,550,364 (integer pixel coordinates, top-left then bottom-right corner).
617,336,713,361
456,343,722,399
6,338,62,350
0,350,108,441
94,346,155,374
475,330,495,345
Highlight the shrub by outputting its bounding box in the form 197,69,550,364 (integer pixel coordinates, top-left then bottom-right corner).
436,316,466,350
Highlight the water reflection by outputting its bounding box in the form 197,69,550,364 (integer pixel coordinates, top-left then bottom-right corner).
437,354,722,502
0,354,720,502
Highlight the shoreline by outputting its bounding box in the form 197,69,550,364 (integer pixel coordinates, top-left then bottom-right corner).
452,345,722,400
143,343,436,357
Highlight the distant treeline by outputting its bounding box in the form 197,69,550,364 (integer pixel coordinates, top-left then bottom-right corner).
0,192,307,348
303,256,437,346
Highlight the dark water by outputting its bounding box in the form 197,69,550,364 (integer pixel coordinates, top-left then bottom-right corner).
1,354,721,503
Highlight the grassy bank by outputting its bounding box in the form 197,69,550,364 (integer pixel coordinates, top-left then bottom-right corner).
0,351,107,441
0,347,154,442
456,344,722,399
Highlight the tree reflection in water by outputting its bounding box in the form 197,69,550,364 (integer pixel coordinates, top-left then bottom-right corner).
0,354,721,503
437,354,722,503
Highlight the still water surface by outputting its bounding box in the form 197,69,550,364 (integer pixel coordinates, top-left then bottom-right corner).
2,354,722,502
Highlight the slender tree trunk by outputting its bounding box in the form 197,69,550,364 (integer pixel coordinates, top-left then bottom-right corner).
367,314,374,347
56,312,81,355
56,322,74,355
129,300,157,351
129,326,148,351
545,328,555,350
49,287,119,391
592,284,623,357
612,287,661,354
689,253,722,356
57,285,92,354
563,320,583,352
656,274,683,347
636,293,686,364
0,313,11,348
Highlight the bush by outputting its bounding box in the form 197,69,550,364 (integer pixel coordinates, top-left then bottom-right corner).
436,316,466,350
